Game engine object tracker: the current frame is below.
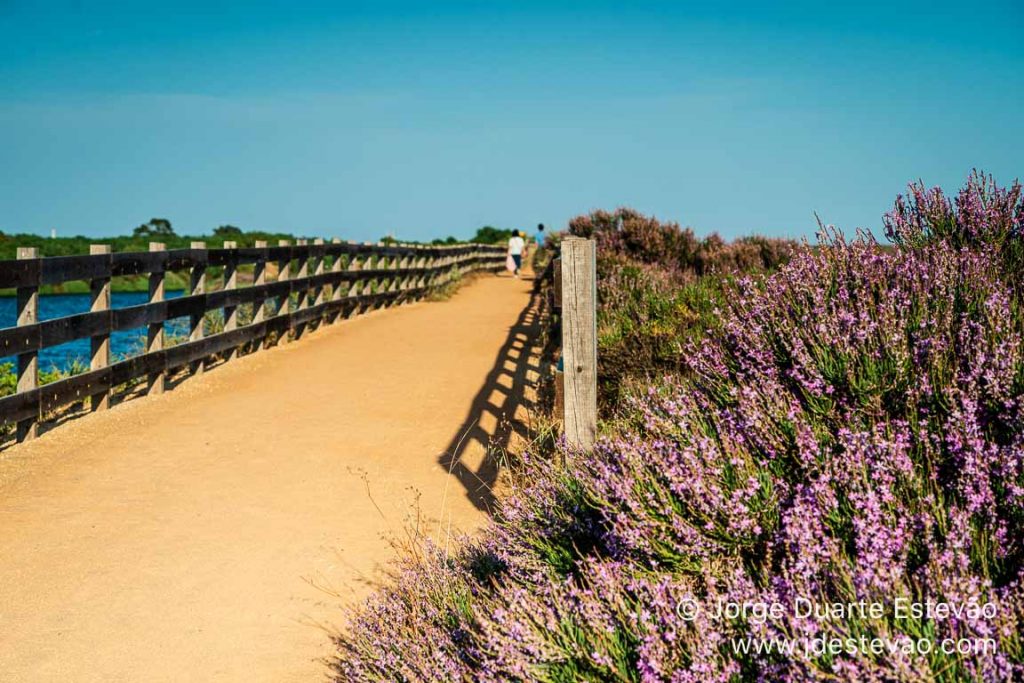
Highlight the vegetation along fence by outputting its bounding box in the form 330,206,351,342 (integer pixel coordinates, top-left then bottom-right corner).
0,240,505,443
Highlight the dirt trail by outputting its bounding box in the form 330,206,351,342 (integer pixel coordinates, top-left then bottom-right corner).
0,273,542,682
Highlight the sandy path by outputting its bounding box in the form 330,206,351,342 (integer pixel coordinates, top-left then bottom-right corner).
0,273,541,682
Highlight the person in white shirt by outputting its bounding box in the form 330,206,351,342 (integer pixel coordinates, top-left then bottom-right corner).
507,230,526,278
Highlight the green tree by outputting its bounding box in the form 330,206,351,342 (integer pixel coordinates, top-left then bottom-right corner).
213,225,244,238
133,218,176,238
472,225,513,244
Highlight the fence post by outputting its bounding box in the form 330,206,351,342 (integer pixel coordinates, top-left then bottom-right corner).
276,240,291,343
222,240,239,360
414,245,428,294
312,238,325,327
253,240,268,325
189,241,207,374
560,238,597,448
362,242,376,301
147,242,166,395
89,244,112,411
427,247,442,290
328,238,343,321
398,246,413,293
16,247,39,441
346,241,363,318
293,239,309,337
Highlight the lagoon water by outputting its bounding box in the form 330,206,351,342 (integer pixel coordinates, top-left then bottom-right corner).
0,291,190,372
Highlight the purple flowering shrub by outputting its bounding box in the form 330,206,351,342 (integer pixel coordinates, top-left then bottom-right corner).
586,229,1023,679
573,208,797,411
567,208,796,277
333,174,1024,682
884,170,1023,285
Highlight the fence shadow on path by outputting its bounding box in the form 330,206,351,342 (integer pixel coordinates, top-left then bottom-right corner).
438,280,544,513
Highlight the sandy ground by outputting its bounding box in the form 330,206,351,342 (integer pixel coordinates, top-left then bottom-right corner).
0,273,542,682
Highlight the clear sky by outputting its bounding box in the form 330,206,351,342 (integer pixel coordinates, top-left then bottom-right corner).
1,1,1021,242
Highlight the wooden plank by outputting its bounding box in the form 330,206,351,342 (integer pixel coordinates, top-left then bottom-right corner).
289,243,312,260
40,253,111,285
39,310,111,348
235,246,268,264
207,246,236,267
0,325,40,355
111,301,167,331
112,250,168,276
147,242,166,395
560,238,597,449
265,245,292,262
0,258,39,289
165,321,268,370
16,247,39,441
166,292,208,320
41,367,112,413
302,271,333,290
0,387,42,426
206,287,252,310
109,350,166,387
166,248,208,271
205,323,265,357
290,302,326,326
264,279,292,301
89,244,112,411
265,312,291,337
108,356,140,388
323,239,347,259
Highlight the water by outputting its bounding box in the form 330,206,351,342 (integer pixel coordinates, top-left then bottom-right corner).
0,291,191,372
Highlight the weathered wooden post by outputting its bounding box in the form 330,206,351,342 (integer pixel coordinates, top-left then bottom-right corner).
274,239,290,327
560,237,597,448
89,244,112,411
346,241,363,318
440,246,450,284
147,242,166,395
222,240,239,360
328,238,343,321
416,245,430,294
433,246,444,287
552,255,564,418
312,238,325,328
376,242,394,305
362,242,377,302
294,239,311,337
253,240,268,325
16,247,39,441
189,241,207,374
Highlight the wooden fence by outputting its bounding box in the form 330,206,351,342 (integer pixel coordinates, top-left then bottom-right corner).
0,240,505,442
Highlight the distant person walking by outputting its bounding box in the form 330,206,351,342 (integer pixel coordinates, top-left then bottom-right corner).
507,230,525,278
535,223,545,249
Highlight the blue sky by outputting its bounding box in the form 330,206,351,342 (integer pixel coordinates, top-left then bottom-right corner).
1,1,1021,242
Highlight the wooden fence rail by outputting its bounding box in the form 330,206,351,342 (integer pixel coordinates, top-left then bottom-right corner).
0,240,505,442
